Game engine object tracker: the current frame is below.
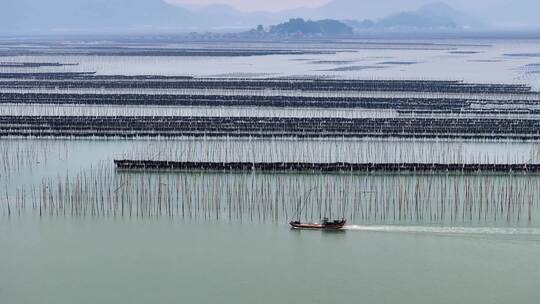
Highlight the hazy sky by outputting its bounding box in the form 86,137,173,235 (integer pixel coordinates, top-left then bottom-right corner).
166,0,330,12
3,0,539,32
165,0,539,28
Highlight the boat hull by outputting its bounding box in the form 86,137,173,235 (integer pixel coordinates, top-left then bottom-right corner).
289,220,346,230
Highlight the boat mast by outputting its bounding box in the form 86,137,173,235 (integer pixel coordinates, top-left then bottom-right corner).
296,187,316,222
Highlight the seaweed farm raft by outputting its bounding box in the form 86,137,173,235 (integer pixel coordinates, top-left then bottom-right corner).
114,160,540,174
2,36,540,304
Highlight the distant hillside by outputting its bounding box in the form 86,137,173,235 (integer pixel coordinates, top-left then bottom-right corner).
0,0,196,33
286,0,540,29
5,0,540,35
269,18,353,36
415,2,481,28
0,0,277,34
344,2,485,31
377,9,457,29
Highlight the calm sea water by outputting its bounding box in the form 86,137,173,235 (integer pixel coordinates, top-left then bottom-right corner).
1,39,540,88
1,218,540,304
2,38,540,303
2,137,540,302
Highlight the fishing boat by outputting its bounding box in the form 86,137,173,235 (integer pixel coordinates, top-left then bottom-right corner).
289,218,347,230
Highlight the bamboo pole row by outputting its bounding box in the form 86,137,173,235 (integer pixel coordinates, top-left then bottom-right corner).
2,166,538,226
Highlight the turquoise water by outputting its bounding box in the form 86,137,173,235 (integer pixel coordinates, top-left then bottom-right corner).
2,37,540,303
1,218,540,304
2,138,540,304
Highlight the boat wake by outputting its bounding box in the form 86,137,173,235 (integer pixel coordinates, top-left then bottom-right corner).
343,225,540,237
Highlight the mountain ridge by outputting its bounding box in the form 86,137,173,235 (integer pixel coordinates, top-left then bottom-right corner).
2,0,539,35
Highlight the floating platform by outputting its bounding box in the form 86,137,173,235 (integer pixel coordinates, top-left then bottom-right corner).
0,92,474,110
113,160,540,173
0,75,532,94
2,116,540,140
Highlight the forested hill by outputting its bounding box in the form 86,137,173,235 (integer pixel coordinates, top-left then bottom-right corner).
269,18,354,36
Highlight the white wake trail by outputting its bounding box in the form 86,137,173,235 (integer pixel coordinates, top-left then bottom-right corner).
344,225,540,236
